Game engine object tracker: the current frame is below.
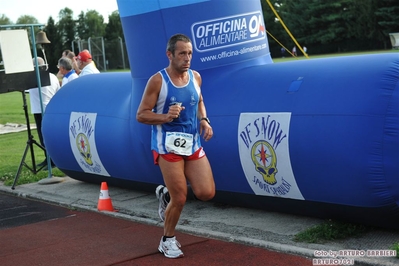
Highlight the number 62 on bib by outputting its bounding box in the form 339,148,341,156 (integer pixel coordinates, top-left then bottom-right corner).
165,132,194,156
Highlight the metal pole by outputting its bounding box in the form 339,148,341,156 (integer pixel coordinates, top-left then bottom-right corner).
71,40,75,54
119,37,126,69
77,37,82,52
29,25,53,178
101,37,106,72
88,37,92,54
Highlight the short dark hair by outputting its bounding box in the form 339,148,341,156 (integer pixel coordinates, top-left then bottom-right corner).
166,34,191,55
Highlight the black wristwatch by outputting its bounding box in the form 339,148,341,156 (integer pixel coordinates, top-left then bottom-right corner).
200,117,211,125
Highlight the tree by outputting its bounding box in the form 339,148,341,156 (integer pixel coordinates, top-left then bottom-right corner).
104,11,126,69
0,14,12,25
57,8,76,50
348,0,378,40
76,11,86,41
76,10,105,40
45,17,61,74
86,10,105,37
273,0,386,54
104,11,123,41
340,0,383,51
281,1,350,51
16,15,38,25
0,14,12,66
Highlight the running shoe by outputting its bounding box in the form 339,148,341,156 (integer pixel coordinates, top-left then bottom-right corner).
158,236,184,258
155,185,169,221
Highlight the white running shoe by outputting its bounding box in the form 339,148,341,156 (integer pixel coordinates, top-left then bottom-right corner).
155,185,169,221
158,236,184,258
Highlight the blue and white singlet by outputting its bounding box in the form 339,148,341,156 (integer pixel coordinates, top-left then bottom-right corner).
151,68,201,155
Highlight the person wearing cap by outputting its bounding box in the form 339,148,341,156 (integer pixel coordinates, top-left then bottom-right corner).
76,50,100,76
29,57,60,169
57,57,79,87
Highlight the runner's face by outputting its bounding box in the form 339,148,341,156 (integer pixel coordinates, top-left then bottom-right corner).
170,41,192,72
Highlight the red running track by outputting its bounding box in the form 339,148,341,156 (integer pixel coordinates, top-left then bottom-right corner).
0,209,312,266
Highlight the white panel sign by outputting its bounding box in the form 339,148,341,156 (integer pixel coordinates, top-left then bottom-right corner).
0,29,33,74
69,112,110,176
238,112,304,200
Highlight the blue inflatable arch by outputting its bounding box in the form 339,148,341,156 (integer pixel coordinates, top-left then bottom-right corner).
43,0,399,228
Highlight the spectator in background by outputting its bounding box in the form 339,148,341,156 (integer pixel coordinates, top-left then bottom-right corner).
61,49,71,58
292,46,297,57
29,57,60,170
76,50,100,76
63,50,81,75
56,50,80,83
57,57,79,87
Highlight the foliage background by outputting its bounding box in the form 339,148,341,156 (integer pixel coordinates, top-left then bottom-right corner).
262,0,399,57
0,8,126,74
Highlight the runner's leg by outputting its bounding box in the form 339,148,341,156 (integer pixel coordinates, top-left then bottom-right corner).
158,157,187,237
185,156,215,201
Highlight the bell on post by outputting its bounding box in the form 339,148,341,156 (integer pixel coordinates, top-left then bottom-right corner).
36,31,51,44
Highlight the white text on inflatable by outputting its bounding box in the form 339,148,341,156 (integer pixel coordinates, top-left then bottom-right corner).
191,11,266,52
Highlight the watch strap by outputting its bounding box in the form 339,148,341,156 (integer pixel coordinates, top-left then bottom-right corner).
200,117,211,125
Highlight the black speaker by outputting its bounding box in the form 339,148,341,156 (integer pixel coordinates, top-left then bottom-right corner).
0,69,51,94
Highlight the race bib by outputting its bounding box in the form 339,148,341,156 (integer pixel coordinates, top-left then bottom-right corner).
165,132,193,156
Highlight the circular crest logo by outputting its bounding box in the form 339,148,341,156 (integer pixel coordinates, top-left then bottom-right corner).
76,133,93,165
251,140,278,185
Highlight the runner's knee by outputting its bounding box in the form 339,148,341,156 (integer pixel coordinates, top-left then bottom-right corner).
170,193,187,208
194,189,215,201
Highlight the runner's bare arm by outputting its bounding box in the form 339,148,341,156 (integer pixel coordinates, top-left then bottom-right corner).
136,73,182,125
194,71,213,141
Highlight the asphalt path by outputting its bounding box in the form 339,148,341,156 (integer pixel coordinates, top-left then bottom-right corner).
0,192,73,230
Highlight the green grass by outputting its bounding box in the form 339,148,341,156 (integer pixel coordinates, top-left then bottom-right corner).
294,219,370,243
0,91,65,186
0,91,30,125
294,219,398,257
106,68,130,73
293,220,399,258
391,243,399,258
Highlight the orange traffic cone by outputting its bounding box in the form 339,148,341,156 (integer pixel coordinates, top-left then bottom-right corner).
97,182,114,211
